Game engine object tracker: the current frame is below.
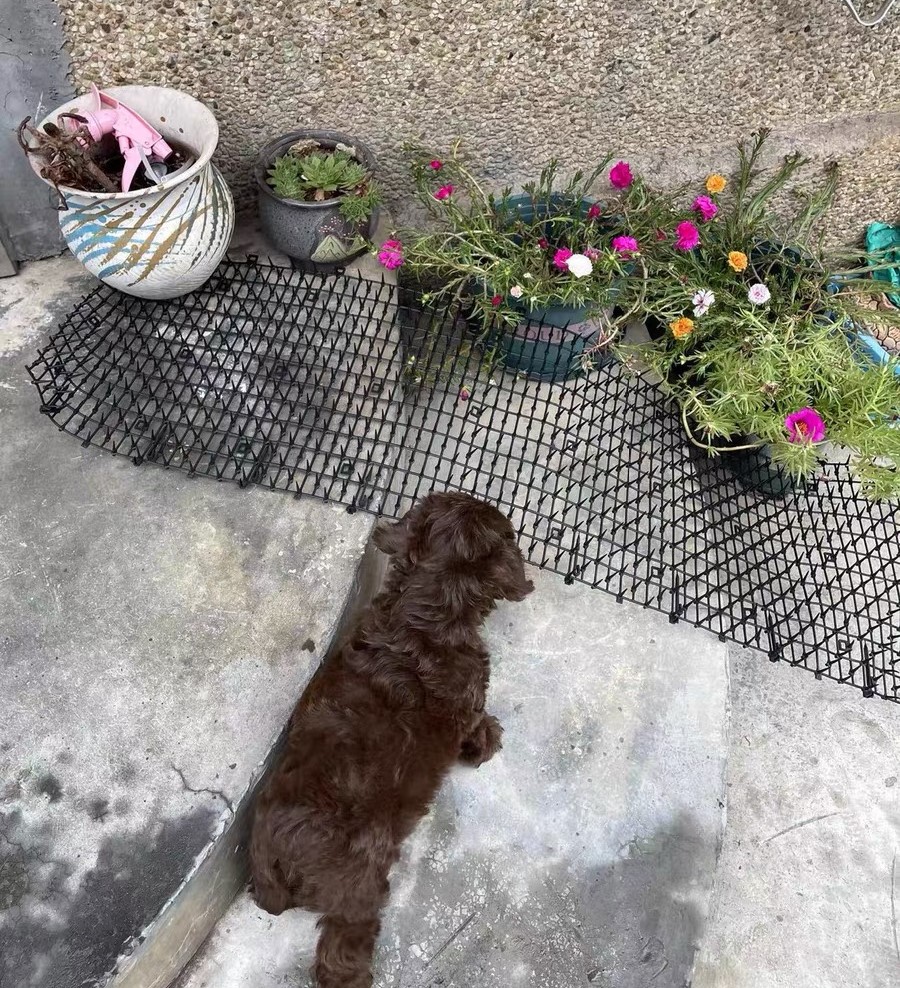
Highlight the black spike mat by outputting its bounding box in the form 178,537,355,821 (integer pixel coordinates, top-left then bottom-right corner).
27,258,900,701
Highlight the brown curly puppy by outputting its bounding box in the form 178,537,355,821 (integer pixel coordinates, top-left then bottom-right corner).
249,492,534,987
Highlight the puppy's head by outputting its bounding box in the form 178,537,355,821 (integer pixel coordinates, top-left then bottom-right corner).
374,493,534,602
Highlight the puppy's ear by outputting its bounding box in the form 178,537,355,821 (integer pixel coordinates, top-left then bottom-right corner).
373,517,409,556
487,543,535,601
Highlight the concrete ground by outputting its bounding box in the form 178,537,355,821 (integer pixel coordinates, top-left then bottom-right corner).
3,248,900,988
695,646,900,988
178,569,730,988
177,623,900,988
0,251,379,988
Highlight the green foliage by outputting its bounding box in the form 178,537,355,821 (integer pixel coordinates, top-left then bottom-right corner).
266,153,307,201
339,183,382,224
267,145,379,223
394,142,646,331
296,150,367,194
617,129,900,499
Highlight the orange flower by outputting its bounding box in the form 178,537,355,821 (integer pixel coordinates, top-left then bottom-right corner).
670,317,695,339
728,250,749,272
706,174,727,195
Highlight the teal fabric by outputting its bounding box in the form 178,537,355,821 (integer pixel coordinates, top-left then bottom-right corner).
866,222,900,309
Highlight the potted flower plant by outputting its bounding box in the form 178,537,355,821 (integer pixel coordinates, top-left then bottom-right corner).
620,130,900,500
255,129,381,267
376,145,649,381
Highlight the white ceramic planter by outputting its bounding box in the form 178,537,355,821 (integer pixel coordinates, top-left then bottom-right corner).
28,86,234,299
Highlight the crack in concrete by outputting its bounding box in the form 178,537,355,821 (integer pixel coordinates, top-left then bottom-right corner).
0,823,66,870
761,811,841,845
170,765,234,816
892,851,899,966
422,911,478,970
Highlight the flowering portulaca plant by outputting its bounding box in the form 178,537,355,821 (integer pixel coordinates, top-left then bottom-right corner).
377,143,659,332
619,130,900,499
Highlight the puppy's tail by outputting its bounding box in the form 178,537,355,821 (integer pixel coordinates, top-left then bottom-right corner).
314,911,381,988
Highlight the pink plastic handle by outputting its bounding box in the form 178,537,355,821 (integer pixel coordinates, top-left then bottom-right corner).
120,146,142,194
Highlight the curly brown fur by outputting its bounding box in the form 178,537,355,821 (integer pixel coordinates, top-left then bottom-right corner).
249,492,533,988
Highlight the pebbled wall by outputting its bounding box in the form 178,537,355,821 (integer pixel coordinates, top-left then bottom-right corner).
54,0,900,241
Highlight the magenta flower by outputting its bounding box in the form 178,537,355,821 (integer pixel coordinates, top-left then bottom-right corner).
552,247,573,271
429,159,443,170
674,221,700,251
377,239,404,270
584,247,600,260
433,184,455,200
587,203,602,220
491,294,502,307
538,237,549,249
610,161,634,189
785,408,826,443
611,235,639,257
692,195,718,223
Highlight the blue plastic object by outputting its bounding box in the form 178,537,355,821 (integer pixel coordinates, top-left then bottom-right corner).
866,222,900,309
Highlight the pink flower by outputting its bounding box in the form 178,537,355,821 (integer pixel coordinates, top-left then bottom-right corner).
552,247,573,271
692,195,718,223
377,239,404,270
748,283,771,306
538,237,549,249
433,184,455,200
584,247,600,260
429,160,443,170
784,407,826,444
610,161,634,189
674,221,700,251
587,203,602,220
611,235,639,257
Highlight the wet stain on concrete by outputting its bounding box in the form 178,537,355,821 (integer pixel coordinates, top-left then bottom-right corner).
579,814,707,988
36,775,63,803
369,810,711,988
0,806,216,988
88,799,110,823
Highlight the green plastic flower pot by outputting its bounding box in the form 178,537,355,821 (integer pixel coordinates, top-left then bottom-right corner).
487,193,617,382
644,313,797,498
492,303,613,383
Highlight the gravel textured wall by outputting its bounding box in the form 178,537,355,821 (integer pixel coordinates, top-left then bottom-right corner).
57,0,900,241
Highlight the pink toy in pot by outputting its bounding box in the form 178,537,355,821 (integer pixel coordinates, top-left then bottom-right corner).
63,84,174,192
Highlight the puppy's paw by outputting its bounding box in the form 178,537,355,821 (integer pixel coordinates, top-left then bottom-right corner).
459,714,503,767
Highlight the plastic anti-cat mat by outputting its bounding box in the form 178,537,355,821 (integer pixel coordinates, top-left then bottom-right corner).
28,258,900,701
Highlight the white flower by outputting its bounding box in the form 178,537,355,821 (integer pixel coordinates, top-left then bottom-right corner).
748,283,771,305
692,288,716,317
510,285,524,298
523,273,534,280
565,253,594,278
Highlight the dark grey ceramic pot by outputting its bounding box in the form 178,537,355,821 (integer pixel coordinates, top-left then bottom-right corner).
255,129,379,268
